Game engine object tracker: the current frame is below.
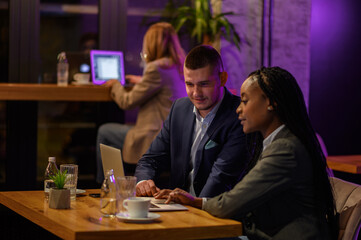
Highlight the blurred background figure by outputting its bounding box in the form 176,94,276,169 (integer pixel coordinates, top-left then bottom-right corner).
79,32,98,54
96,22,187,183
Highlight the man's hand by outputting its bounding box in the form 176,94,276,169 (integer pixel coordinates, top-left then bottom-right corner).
136,180,160,197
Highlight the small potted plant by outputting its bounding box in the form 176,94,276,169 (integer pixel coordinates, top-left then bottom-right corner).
48,170,70,209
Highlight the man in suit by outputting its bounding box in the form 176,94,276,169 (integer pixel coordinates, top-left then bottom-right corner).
135,45,248,198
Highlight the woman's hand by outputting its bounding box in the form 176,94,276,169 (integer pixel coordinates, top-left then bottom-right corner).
125,74,142,84
157,188,203,209
153,189,172,199
103,79,119,87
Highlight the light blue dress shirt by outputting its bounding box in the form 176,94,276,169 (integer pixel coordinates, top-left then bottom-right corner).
188,91,225,196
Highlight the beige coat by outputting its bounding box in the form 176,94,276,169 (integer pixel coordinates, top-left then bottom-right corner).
110,58,186,164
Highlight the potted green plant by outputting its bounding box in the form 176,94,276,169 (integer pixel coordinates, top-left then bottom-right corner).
160,0,242,50
48,170,70,209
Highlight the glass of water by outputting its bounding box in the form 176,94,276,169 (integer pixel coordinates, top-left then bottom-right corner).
60,164,78,201
116,176,137,214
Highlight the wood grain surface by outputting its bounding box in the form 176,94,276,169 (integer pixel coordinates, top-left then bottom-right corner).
0,190,242,240
327,155,361,174
0,83,112,101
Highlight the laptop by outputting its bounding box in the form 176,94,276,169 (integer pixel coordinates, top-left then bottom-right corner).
100,143,125,178
99,143,188,212
146,197,188,212
90,50,125,85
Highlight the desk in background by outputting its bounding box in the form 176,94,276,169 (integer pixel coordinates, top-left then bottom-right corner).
0,83,113,190
326,155,361,174
0,83,112,101
0,189,243,240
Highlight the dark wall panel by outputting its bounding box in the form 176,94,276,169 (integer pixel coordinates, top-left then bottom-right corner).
310,0,361,155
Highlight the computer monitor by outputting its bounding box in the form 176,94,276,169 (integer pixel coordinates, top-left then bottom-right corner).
90,50,125,85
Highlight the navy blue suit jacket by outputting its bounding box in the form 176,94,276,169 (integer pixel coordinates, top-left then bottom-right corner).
135,88,248,197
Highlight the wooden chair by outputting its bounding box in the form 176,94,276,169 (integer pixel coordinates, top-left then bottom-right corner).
330,177,361,240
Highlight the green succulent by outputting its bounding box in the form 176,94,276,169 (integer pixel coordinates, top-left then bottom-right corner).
49,170,68,189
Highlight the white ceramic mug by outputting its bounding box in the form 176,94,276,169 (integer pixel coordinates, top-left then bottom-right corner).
73,73,90,84
123,197,150,218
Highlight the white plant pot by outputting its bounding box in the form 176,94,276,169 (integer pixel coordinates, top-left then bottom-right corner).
49,188,70,209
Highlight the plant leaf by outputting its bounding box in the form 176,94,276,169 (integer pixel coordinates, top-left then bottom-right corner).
49,169,68,189
175,17,188,32
147,0,243,51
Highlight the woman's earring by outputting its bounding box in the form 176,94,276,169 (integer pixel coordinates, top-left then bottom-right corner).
267,106,272,111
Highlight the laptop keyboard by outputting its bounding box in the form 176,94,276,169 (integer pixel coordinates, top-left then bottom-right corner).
150,203,160,208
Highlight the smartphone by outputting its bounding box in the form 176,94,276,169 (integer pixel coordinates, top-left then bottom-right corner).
89,193,101,198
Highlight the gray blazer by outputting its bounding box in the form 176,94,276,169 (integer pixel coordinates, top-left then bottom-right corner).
204,127,330,239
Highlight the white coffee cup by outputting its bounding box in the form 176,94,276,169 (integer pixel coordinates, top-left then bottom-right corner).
73,73,90,84
123,197,150,218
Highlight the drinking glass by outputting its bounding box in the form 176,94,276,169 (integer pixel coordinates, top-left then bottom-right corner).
60,164,78,201
116,176,137,214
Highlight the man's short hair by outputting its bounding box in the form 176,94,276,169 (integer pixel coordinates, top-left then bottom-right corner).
184,45,224,73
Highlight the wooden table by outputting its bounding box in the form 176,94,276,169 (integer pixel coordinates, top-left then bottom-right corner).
0,83,113,190
0,190,243,240
327,155,361,174
0,83,112,101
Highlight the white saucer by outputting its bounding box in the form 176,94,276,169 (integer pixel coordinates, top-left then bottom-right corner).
116,212,160,223
76,189,86,194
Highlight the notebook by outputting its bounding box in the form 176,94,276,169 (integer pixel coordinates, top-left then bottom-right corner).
99,143,188,212
90,50,125,85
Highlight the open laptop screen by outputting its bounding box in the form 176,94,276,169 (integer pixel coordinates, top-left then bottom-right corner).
90,50,125,85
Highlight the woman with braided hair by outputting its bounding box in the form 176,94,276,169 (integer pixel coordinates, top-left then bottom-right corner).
157,66,338,239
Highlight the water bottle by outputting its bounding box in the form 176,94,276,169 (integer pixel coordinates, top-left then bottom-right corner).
44,157,58,200
57,52,69,86
100,169,118,217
